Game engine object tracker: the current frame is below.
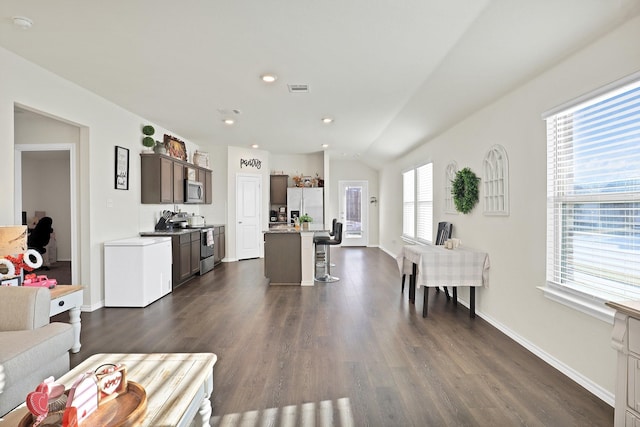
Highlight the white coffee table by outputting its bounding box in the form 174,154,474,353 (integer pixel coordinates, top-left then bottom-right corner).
0,353,218,427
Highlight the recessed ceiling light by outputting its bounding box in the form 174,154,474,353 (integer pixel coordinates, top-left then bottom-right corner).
251,144,259,149
261,74,277,83
322,144,329,149
223,118,235,125
321,117,334,124
13,16,33,29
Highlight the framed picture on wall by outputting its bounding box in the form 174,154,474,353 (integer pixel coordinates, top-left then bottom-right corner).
115,146,129,190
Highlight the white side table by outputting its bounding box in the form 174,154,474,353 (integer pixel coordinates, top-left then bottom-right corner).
49,285,83,353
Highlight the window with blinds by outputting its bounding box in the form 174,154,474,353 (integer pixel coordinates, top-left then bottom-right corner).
546,79,640,303
403,163,433,243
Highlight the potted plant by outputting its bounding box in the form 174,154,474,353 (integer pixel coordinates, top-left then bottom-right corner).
142,125,156,151
299,213,313,230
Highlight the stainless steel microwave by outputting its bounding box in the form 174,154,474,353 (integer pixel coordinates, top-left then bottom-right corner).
184,180,204,203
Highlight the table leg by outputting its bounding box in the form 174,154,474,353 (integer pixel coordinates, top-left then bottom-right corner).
69,306,82,353
422,287,429,317
452,287,457,306
470,287,476,318
196,397,212,427
409,263,417,304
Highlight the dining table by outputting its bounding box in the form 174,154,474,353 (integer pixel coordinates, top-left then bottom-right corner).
396,244,490,317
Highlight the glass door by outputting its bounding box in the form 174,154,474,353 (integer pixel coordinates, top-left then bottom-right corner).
338,180,368,246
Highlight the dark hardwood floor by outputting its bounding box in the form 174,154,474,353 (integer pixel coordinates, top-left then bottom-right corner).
62,247,613,426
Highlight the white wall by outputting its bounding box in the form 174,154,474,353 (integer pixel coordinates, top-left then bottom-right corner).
379,15,640,401
329,159,379,246
0,46,214,309
270,152,324,188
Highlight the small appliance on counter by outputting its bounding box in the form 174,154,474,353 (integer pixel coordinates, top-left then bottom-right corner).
270,210,278,222
154,210,191,230
155,210,173,230
187,214,206,228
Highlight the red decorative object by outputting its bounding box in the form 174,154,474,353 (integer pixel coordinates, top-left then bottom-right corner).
62,407,78,427
6,254,34,275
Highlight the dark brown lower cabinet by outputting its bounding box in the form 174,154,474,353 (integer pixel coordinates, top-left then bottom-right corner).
264,232,301,285
172,231,201,288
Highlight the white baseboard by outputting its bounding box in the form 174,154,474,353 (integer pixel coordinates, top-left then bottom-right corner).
83,301,103,312
455,298,615,407
382,246,614,406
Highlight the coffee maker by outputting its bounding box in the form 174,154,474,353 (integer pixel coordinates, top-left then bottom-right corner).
270,210,277,222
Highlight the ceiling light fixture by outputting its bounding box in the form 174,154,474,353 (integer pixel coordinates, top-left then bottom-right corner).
321,117,334,124
251,144,259,149
13,16,33,29
223,118,235,125
322,144,329,149
261,74,277,83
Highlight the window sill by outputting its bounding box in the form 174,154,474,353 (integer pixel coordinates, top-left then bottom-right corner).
538,283,616,324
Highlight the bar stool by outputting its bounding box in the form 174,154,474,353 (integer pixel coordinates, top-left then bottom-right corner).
329,218,337,267
314,222,342,282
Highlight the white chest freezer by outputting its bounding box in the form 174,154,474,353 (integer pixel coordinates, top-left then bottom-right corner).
104,236,172,307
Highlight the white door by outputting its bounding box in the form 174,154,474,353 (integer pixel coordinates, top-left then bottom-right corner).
236,174,262,260
338,180,368,246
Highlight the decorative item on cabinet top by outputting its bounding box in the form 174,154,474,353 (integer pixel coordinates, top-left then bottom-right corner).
164,134,187,161
142,124,155,150
193,150,209,168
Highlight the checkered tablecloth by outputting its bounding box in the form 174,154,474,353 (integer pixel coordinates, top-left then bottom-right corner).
396,244,490,288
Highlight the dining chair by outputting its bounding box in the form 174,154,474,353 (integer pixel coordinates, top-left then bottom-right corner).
401,222,453,293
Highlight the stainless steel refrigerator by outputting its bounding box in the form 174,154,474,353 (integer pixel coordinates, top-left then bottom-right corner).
287,187,324,225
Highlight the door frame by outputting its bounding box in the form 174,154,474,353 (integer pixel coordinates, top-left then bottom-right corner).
235,173,262,260
14,143,78,284
338,180,369,246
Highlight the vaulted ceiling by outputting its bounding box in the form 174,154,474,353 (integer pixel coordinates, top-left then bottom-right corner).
2,1,639,168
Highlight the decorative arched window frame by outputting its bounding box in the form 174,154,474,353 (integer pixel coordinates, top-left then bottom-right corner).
444,161,458,214
483,145,509,216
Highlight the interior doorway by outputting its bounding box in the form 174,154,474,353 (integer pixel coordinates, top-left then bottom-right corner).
338,180,368,246
14,106,79,284
236,173,262,260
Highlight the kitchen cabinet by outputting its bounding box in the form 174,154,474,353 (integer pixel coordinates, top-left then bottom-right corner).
264,232,301,285
270,175,288,205
213,225,225,265
177,231,200,283
173,161,184,203
141,153,212,204
141,155,174,203
198,168,213,204
165,230,200,288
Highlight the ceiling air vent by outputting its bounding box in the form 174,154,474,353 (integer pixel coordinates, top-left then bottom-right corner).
287,84,309,93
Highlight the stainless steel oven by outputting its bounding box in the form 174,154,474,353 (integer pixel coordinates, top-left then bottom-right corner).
199,227,215,275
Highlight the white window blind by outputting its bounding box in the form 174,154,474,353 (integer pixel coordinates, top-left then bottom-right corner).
403,163,433,243
416,163,433,242
546,80,640,302
403,169,415,238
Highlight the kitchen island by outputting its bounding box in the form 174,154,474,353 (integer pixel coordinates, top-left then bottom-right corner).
264,224,328,286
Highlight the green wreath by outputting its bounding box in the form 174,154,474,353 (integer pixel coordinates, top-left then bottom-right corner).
452,167,480,214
